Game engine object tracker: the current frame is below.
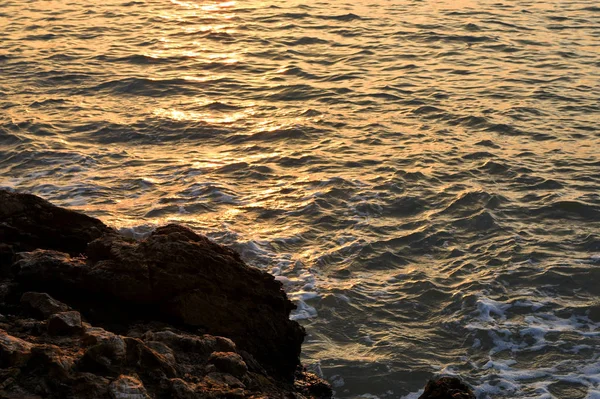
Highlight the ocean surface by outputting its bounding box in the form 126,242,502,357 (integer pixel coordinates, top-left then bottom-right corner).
1,0,600,397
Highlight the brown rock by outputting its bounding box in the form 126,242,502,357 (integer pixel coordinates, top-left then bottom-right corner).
205,372,246,389
418,377,475,399
69,373,111,399
20,292,70,319
108,375,150,399
294,371,333,399
80,335,126,372
0,330,33,367
123,337,177,378
47,311,82,335
0,190,334,398
169,378,197,399
208,352,248,379
14,250,87,291
29,344,73,379
82,326,120,346
0,190,112,259
89,224,303,381
15,224,304,380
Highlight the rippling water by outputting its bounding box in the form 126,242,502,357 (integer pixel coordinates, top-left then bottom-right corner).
1,0,600,397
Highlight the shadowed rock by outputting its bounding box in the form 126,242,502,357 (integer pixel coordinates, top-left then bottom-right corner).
13,224,304,381
21,292,70,319
0,331,33,367
0,190,112,264
418,377,476,399
0,189,331,398
47,311,82,336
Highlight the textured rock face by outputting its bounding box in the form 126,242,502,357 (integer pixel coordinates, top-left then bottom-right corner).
418,377,476,399
12,223,304,381
0,189,330,399
0,331,33,367
0,190,112,261
21,292,71,318
47,311,83,336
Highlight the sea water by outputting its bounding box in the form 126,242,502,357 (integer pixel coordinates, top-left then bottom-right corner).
1,0,599,397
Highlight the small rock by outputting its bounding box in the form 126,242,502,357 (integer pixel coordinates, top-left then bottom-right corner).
143,330,216,359
82,325,119,346
208,352,248,379
108,375,150,399
81,335,126,371
47,311,82,335
70,373,110,399
0,189,112,256
124,337,177,378
169,378,196,399
0,330,33,367
145,340,176,365
21,292,70,319
30,344,73,378
294,371,333,399
214,336,237,353
418,377,475,399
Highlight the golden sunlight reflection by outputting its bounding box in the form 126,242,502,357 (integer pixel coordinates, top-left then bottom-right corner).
170,0,236,9
3,0,600,396
153,107,254,124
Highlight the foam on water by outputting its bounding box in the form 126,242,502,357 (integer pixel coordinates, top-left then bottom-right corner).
457,294,600,398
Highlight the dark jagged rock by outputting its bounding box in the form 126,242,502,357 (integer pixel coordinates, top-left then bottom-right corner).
20,292,70,319
208,352,248,379
0,190,113,262
0,189,331,398
418,377,476,399
12,223,304,382
0,331,33,367
108,375,150,399
47,311,82,336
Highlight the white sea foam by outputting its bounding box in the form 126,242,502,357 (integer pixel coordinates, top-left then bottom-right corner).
118,225,156,240
462,293,600,398
399,390,423,399
330,374,345,388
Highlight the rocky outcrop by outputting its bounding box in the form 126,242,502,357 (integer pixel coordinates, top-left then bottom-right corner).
0,190,112,262
0,189,330,398
12,224,304,381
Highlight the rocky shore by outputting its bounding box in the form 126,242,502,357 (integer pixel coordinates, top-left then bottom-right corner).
0,189,474,399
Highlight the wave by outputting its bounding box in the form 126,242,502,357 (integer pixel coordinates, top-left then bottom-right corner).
530,201,600,222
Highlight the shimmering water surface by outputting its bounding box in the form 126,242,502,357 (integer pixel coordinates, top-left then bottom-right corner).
1,0,600,397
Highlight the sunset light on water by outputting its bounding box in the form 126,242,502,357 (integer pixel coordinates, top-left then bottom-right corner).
1,0,599,397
